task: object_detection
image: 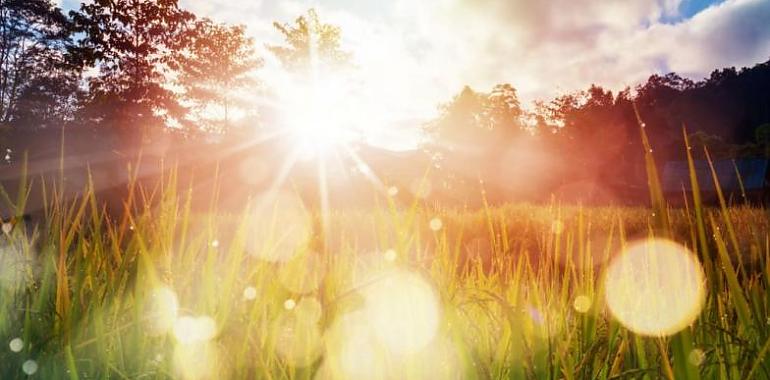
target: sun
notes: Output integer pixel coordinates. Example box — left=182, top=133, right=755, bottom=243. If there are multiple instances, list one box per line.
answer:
left=276, top=72, right=370, bottom=157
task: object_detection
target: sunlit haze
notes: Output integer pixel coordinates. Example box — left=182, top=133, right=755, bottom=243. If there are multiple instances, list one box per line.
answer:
left=171, top=0, right=770, bottom=118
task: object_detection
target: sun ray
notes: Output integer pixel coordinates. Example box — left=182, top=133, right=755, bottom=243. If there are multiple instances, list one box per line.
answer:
left=317, top=154, right=331, bottom=252
left=343, top=145, right=387, bottom=194
left=261, top=146, right=304, bottom=202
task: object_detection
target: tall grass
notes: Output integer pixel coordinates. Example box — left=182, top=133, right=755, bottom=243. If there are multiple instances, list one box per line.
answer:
left=1, top=139, right=770, bottom=379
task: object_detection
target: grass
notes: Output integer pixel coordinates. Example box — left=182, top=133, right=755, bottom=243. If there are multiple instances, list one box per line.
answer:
left=2, top=137, right=770, bottom=379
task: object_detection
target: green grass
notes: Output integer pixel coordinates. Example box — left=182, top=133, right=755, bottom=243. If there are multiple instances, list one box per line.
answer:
left=2, top=146, right=770, bottom=379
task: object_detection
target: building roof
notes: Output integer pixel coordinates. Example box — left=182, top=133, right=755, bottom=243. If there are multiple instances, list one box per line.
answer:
left=661, top=159, right=769, bottom=193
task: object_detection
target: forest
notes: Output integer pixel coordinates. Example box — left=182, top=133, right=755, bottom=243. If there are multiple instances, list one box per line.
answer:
left=3, top=0, right=770, bottom=207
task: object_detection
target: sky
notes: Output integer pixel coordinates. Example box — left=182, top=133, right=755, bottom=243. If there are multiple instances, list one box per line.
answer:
left=60, top=0, right=770, bottom=130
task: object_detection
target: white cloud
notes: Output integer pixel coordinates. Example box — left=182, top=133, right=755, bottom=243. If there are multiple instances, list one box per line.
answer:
left=179, top=0, right=770, bottom=121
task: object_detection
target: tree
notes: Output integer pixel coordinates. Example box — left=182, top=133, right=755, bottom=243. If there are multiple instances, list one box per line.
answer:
left=177, top=19, right=262, bottom=134
left=267, top=8, right=349, bottom=72
left=483, top=84, right=524, bottom=143
left=428, top=84, right=525, bottom=152
left=70, top=0, right=195, bottom=139
left=263, top=8, right=352, bottom=147
left=0, top=0, right=77, bottom=129
left=536, top=85, right=640, bottom=186
left=755, top=123, right=770, bottom=157
left=425, top=84, right=527, bottom=200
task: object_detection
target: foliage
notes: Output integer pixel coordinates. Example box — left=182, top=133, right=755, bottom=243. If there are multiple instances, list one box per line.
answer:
left=1, top=151, right=770, bottom=379
left=428, top=84, right=525, bottom=152
left=70, top=0, right=195, bottom=136
left=176, top=19, right=262, bottom=133
left=0, top=0, right=78, bottom=129
left=267, top=8, right=350, bottom=72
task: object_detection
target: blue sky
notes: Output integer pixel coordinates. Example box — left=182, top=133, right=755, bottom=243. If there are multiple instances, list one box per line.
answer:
left=678, top=0, right=726, bottom=18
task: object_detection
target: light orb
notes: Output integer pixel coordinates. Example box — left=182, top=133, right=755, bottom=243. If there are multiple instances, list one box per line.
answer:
left=551, top=220, right=565, bottom=235
left=9, top=338, right=23, bottom=353
left=323, top=312, right=385, bottom=379
left=689, top=348, right=706, bottom=366
left=573, top=295, right=592, bottom=314
left=361, top=269, right=441, bottom=354
left=246, top=193, right=311, bottom=263
left=146, top=287, right=180, bottom=335
left=604, top=239, right=706, bottom=336
left=383, top=249, right=397, bottom=262
left=429, top=218, right=443, bottom=232
left=22, top=360, right=38, bottom=375
left=173, top=340, right=221, bottom=380
left=173, top=316, right=217, bottom=345
left=243, top=286, right=258, bottom=301
left=273, top=309, right=324, bottom=367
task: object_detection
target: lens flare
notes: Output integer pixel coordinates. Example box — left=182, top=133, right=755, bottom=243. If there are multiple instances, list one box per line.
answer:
left=243, top=286, right=258, bottom=301
left=689, top=348, right=706, bottom=366
left=604, top=239, right=706, bottom=336
left=429, top=218, right=443, bottom=232
left=383, top=249, right=397, bottom=262
left=173, top=341, right=221, bottom=380
left=410, top=179, right=432, bottom=199
left=361, top=269, right=441, bottom=354
left=400, top=336, right=463, bottom=380
left=0, top=241, right=34, bottom=291
left=22, top=360, right=38, bottom=375
left=322, top=311, right=386, bottom=380
left=173, top=316, right=217, bottom=344
left=573, top=295, right=592, bottom=313
left=9, top=337, right=23, bottom=352
left=145, top=287, right=180, bottom=335
left=172, top=315, right=221, bottom=380
left=322, top=307, right=457, bottom=380
left=247, top=193, right=311, bottom=263
left=273, top=301, right=324, bottom=367
left=551, top=220, right=565, bottom=235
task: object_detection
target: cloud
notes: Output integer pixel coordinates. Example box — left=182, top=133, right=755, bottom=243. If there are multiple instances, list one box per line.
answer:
left=179, top=0, right=770, bottom=119
left=642, top=0, right=770, bottom=75
left=382, top=0, right=770, bottom=103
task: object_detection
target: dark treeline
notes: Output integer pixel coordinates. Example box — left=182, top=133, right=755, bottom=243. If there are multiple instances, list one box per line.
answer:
left=426, top=63, right=770, bottom=204
left=2, top=0, right=770, bottom=207
left=1, top=0, right=261, bottom=146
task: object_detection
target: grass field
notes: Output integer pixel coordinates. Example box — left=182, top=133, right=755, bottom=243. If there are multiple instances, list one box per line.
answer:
left=2, top=142, right=770, bottom=380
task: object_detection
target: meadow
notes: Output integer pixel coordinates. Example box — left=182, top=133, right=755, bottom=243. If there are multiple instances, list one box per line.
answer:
left=1, top=146, right=770, bottom=380
left=4, top=1, right=770, bottom=378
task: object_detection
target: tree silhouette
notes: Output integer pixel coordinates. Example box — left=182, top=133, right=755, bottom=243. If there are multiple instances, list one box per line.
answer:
left=70, top=0, right=195, bottom=141
left=0, top=0, right=77, bottom=129
left=177, top=19, right=262, bottom=134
